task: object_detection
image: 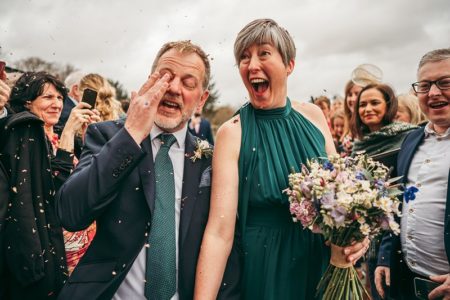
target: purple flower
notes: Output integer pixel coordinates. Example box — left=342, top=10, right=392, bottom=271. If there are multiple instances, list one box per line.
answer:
left=320, top=192, right=335, bottom=209
left=323, top=161, right=334, bottom=171
left=355, top=171, right=365, bottom=180
left=330, top=206, right=347, bottom=226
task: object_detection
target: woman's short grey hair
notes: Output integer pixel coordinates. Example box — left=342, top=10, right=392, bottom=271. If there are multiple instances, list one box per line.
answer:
left=418, top=48, right=450, bottom=72
left=234, top=18, right=296, bottom=66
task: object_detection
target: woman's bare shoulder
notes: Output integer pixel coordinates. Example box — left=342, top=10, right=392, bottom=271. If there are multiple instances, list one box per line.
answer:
left=291, top=100, right=322, bottom=116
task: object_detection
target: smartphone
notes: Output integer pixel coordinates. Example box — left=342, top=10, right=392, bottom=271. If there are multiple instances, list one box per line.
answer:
left=81, top=88, right=98, bottom=109
left=414, top=277, right=440, bottom=300
left=0, top=61, right=6, bottom=80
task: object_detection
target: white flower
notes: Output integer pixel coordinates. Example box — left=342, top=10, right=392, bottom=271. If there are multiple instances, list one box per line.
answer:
left=190, top=139, right=213, bottom=162
left=389, top=219, right=400, bottom=235
left=360, top=223, right=371, bottom=236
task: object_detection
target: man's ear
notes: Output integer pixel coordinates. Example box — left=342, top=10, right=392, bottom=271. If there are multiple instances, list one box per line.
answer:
left=72, top=84, right=81, bottom=101
left=197, top=89, right=210, bottom=111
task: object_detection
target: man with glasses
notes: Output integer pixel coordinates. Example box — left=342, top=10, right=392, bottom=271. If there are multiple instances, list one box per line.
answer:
left=375, top=48, right=450, bottom=300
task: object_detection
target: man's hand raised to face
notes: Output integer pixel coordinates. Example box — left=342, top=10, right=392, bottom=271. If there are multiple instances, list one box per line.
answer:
left=125, top=72, right=170, bottom=145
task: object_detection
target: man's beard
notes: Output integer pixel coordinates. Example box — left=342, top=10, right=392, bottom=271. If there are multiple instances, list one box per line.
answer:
left=155, top=111, right=190, bottom=131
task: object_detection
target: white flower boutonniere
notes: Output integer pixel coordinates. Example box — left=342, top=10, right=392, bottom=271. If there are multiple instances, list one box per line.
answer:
left=190, top=139, right=213, bottom=162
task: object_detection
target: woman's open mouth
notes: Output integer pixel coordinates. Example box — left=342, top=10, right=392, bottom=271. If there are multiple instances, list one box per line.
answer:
left=250, top=78, right=269, bottom=94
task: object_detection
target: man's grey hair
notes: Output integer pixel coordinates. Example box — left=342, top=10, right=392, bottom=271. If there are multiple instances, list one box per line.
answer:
left=418, top=48, right=450, bottom=72
left=64, top=71, right=86, bottom=89
left=151, top=40, right=211, bottom=89
left=234, top=18, right=296, bottom=67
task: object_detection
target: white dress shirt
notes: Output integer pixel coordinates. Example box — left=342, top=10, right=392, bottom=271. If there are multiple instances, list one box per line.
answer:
left=400, top=123, right=450, bottom=276
left=113, top=125, right=187, bottom=300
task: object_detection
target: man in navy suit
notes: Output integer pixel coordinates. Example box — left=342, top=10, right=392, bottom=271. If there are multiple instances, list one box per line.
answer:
left=54, top=71, right=85, bottom=133
left=188, top=110, right=214, bottom=145
left=56, top=40, right=241, bottom=299
left=375, top=48, right=450, bottom=300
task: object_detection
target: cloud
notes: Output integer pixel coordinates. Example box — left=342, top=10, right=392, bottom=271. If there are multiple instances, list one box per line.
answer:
left=1, top=0, right=448, bottom=108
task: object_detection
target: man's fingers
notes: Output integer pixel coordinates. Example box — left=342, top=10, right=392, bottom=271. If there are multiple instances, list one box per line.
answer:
left=137, top=72, right=163, bottom=96
left=428, top=285, right=444, bottom=300
left=130, top=91, right=137, bottom=101
left=430, top=274, right=448, bottom=283
left=374, top=269, right=385, bottom=299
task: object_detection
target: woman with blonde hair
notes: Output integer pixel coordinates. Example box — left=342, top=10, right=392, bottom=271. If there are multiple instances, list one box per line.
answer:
left=395, top=93, right=427, bottom=125
left=79, top=73, right=124, bottom=122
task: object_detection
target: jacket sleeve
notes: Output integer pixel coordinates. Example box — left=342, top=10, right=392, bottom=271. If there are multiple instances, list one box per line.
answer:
left=377, top=232, right=394, bottom=267
left=50, top=149, right=75, bottom=191
left=55, top=123, right=145, bottom=231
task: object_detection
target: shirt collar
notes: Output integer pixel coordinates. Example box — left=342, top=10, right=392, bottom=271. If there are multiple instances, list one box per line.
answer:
left=150, top=123, right=187, bottom=149
left=424, top=122, right=450, bottom=138
left=68, top=96, right=78, bottom=106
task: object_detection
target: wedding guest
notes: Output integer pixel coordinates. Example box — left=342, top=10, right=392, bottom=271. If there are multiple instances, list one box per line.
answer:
left=0, top=71, right=98, bottom=299
left=79, top=73, right=125, bottom=121
left=341, top=66, right=382, bottom=157
left=331, top=109, right=345, bottom=152
left=330, top=97, right=344, bottom=116
left=314, top=95, right=331, bottom=127
left=0, top=73, right=10, bottom=119
left=188, top=108, right=214, bottom=144
left=340, top=80, right=364, bottom=156
left=375, top=48, right=450, bottom=300
left=352, top=83, right=418, bottom=157
left=395, top=93, right=427, bottom=125
left=55, top=71, right=85, bottom=133
left=351, top=83, right=417, bottom=300
left=195, top=18, right=368, bottom=300
left=55, top=40, right=241, bottom=299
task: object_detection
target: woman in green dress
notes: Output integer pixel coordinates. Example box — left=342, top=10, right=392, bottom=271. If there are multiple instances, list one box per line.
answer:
left=195, top=19, right=369, bottom=300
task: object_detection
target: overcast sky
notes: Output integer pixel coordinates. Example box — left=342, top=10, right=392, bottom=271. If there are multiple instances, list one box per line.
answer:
left=1, top=0, right=449, bottom=108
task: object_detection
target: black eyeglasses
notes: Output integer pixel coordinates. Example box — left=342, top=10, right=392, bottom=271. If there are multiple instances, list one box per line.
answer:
left=412, top=76, right=450, bottom=93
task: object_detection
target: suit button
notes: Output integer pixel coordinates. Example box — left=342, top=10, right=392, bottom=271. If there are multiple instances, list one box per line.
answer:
left=112, top=271, right=117, bottom=276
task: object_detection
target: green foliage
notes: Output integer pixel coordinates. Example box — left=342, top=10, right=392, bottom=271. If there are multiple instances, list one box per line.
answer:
left=108, top=79, right=129, bottom=100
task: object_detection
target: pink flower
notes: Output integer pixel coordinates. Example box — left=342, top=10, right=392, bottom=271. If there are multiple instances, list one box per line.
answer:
left=290, top=200, right=317, bottom=227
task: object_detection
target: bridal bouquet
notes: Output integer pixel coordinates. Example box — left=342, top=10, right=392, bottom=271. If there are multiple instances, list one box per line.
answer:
left=284, top=154, right=402, bottom=300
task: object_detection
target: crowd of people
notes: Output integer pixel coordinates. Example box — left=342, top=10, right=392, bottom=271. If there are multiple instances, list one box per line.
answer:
left=0, top=18, right=449, bottom=300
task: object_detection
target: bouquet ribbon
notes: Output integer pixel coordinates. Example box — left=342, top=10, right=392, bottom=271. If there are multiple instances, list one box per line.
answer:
left=330, top=244, right=352, bottom=268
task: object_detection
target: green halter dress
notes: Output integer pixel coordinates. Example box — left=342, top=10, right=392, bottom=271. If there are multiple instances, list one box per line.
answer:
left=237, top=98, right=330, bottom=300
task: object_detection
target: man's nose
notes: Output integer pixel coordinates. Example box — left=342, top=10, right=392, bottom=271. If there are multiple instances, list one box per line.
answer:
left=428, top=82, right=442, bottom=97
left=168, top=77, right=181, bottom=95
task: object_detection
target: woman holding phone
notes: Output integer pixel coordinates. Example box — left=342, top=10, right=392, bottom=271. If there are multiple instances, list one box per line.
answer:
left=0, top=71, right=99, bottom=299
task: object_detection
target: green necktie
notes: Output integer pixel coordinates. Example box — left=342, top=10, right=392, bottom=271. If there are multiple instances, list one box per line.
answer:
left=145, top=133, right=177, bottom=300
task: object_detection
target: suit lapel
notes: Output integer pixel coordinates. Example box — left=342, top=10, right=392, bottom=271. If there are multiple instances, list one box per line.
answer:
left=398, top=128, right=425, bottom=182
left=139, top=137, right=156, bottom=214
left=180, top=133, right=203, bottom=249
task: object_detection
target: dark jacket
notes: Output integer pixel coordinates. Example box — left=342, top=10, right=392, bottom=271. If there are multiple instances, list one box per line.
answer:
left=377, top=127, right=450, bottom=298
left=0, top=111, right=72, bottom=299
left=55, top=120, right=241, bottom=300
left=188, top=117, right=214, bottom=145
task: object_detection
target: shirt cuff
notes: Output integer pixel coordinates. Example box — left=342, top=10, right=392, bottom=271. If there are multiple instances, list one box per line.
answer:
left=0, top=108, right=7, bottom=119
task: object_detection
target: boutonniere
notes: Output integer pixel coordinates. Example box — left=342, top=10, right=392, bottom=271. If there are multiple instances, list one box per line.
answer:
left=404, top=185, right=419, bottom=203
left=189, top=139, right=213, bottom=162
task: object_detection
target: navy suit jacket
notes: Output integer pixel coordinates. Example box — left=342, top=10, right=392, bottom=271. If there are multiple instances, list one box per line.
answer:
left=56, top=120, right=241, bottom=300
left=188, top=118, right=214, bottom=145
left=55, top=96, right=76, bottom=134
left=378, top=127, right=450, bottom=294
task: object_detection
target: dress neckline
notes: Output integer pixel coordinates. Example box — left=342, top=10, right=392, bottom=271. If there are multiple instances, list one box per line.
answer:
left=253, top=98, right=292, bottom=119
